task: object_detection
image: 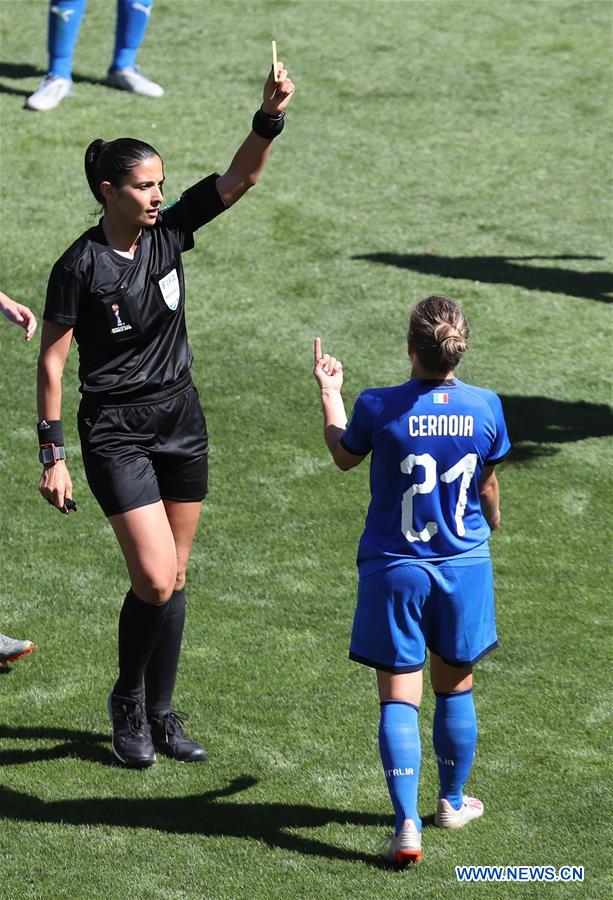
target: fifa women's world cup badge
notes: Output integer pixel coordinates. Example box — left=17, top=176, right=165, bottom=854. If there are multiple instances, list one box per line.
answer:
left=110, top=303, right=132, bottom=334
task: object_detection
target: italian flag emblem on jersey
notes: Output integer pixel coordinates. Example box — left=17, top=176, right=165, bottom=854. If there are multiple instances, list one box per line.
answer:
left=433, top=392, right=449, bottom=404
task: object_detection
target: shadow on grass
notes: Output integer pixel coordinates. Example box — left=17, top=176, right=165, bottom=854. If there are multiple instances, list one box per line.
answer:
left=0, top=724, right=112, bottom=767
left=353, top=253, right=613, bottom=303
left=501, top=395, right=613, bottom=462
left=0, top=61, right=106, bottom=99
left=0, top=775, right=394, bottom=867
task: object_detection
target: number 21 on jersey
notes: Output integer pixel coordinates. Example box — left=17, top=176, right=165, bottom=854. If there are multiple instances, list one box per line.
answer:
left=400, top=452, right=478, bottom=542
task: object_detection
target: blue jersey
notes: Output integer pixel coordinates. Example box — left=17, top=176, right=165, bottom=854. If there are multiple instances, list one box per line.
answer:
left=340, top=378, right=510, bottom=572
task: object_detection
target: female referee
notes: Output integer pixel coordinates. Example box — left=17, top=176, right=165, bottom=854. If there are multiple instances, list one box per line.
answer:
left=313, top=295, right=510, bottom=865
left=37, top=61, right=294, bottom=768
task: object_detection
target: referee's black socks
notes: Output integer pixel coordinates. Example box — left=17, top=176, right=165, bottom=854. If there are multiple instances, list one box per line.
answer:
left=145, top=588, right=186, bottom=718
left=114, top=587, right=170, bottom=700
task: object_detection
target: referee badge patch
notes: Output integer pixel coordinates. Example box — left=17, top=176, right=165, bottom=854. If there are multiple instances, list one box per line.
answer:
left=158, top=268, right=180, bottom=311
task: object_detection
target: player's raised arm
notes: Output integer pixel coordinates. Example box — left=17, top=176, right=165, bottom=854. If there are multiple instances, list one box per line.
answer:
left=313, top=337, right=365, bottom=471
left=0, top=290, right=38, bottom=341
left=215, top=60, right=295, bottom=208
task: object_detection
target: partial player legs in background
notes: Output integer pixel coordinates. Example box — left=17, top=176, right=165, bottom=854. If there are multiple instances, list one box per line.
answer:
left=26, top=0, right=163, bottom=110
left=376, top=670, right=423, bottom=865
left=106, top=0, right=163, bottom=97
left=47, top=0, right=88, bottom=79
left=0, top=633, right=35, bottom=665
left=25, top=0, right=87, bottom=110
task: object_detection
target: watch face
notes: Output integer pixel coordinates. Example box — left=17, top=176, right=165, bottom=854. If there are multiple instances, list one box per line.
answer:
left=40, top=445, right=64, bottom=464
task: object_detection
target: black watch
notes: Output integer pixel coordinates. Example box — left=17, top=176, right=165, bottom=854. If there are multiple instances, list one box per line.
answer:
left=39, top=443, right=66, bottom=466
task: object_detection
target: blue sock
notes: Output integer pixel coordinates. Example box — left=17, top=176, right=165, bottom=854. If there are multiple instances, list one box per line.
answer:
left=111, top=0, right=154, bottom=72
left=378, top=701, right=422, bottom=834
left=433, top=689, right=478, bottom=810
left=48, top=0, right=88, bottom=79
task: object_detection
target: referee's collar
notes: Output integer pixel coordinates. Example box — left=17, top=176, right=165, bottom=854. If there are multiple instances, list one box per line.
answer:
left=95, top=220, right=145, bottom=249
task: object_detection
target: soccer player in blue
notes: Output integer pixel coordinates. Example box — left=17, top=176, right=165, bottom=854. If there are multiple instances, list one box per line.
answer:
left=313, top=294, right=510, bottom=865
left=27, top=0, right=163, bottom=112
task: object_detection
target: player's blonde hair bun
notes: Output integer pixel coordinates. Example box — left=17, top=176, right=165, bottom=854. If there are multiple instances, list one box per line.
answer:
left=409, top=295, right=470, bottom=373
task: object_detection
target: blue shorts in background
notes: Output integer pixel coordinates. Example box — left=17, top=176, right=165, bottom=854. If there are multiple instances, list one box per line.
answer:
left=349, top=558, right=498, bottom=673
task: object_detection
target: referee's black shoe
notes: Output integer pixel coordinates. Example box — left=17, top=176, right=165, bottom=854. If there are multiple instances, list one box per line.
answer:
left=108, top=693, right=156, bottom=768
left=149, top=711, right=208, bottom=762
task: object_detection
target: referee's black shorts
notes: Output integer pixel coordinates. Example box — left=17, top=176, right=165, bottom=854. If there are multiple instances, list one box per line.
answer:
left=78, top=376, right=208, bottom=517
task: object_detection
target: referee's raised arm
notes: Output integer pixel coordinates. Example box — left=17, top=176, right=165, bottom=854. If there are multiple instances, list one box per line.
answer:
left=215, top=61, right=295, bottom=208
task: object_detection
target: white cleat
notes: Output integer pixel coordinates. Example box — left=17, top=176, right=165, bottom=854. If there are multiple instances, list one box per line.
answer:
left=379, top=818, right=422, bottom=865
left=106, top=66, right=164, bottom=97
left=0, top=633, right=35, bottom=664
left=435, top=795, right=484, bottom=829
left=25, top=75, right=72, bottom=111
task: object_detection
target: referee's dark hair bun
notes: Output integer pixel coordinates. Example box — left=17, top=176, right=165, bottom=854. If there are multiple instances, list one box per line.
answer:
left=408, top=295, right=470, bottom=374
left=84, top=137, right=162, bottom=206
left=84, top=139, right=108, bottom=204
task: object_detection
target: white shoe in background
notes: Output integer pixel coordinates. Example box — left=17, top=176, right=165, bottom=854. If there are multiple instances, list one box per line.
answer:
left=26, top=75, right=72, bottom=111
left=106, top=66, right=164, bottom=97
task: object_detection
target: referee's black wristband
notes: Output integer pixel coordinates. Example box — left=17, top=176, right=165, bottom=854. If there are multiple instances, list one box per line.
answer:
left=37, top=419, right=64, bottom=447
left=252, top=107, right=285, bottom=140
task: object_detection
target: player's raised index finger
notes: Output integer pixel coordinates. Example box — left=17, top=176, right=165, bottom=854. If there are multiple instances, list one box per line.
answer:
left=314, top=336, right=322, bottom=364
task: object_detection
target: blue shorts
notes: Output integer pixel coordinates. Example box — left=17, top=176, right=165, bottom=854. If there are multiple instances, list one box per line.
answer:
left=349, top=559, right=498, bottom=673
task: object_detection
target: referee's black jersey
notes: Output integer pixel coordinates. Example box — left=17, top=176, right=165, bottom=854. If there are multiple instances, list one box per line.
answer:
left=44, top=173, right=226, bottom=401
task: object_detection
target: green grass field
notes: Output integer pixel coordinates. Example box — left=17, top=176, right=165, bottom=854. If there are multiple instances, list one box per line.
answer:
left=1, top=0, right=612, bottom=897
